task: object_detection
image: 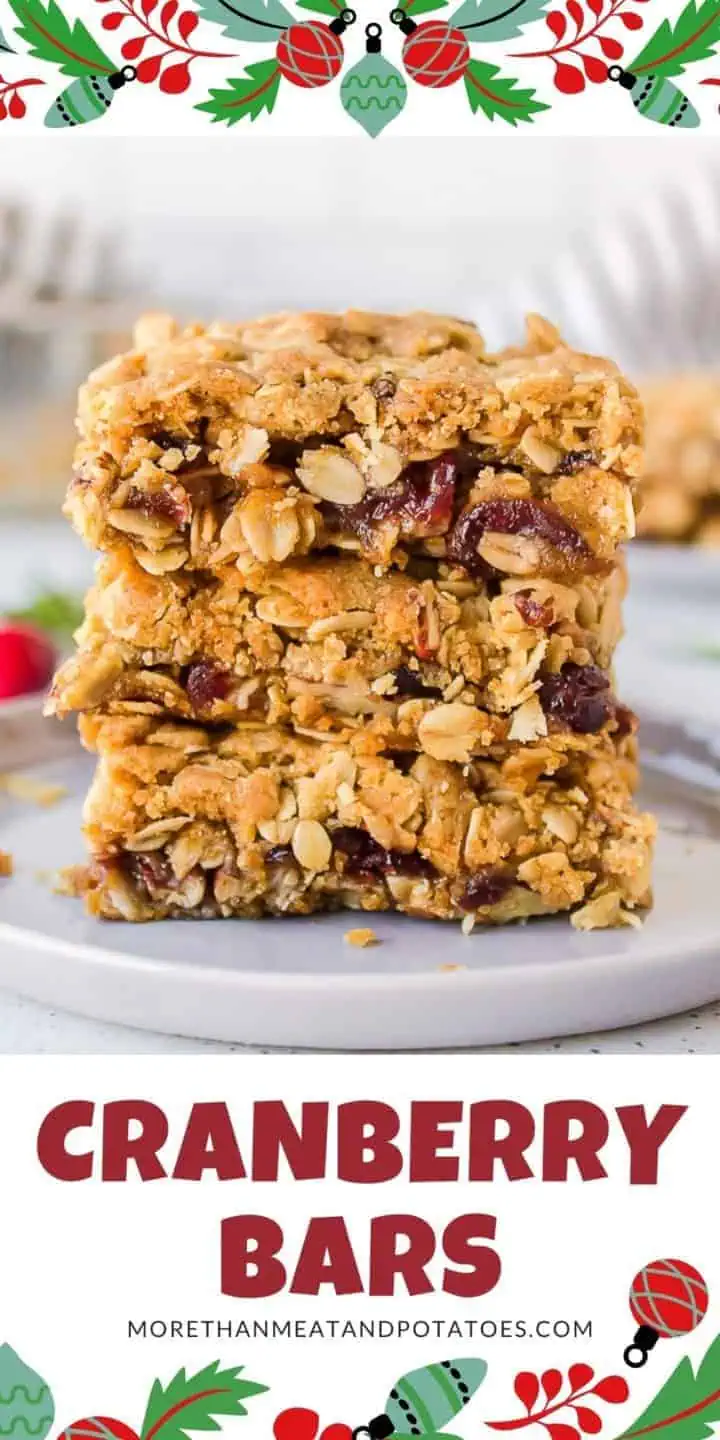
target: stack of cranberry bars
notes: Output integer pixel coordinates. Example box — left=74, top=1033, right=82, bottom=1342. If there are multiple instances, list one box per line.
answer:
left=50, top=309, right=656, bottom=929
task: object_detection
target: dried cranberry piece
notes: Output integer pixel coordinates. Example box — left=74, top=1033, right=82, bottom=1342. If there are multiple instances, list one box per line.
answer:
left=332, top=826, right=435, bottom=879
left=447, top=498, right=591, bottom=577
left=266, top=844, right=295, bottom=865
left=186, top=661, right=232, bottom=713
left=371, top=375, right=397, bottom=402
left=125, top=485, right=188, bottom=527
left=514, top=590, right=554, bottom=628
left=613, top=703, right=636, bottom=738
left=539, top=662, right=613, bottom=733
left=323, top=453, right=457, bottom=546
left=459, top=869, right=512, bottom=911
left=556, top=449, right=596, bottom=475
left=393, top=665, right=442, bottom=699
left=124, top=851, right=175, bottom=897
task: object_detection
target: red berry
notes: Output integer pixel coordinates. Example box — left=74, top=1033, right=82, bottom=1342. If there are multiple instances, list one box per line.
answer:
left=0, top=623, right=55, bottom=700
left=274, top=1412, right=319, bottom=1440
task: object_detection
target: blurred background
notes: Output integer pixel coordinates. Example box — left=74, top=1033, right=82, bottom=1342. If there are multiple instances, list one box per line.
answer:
left=0, top=133, right=719, bottom=721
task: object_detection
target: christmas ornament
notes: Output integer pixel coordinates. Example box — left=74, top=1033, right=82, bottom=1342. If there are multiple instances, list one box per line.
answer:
left=59, top=1420, right=140, bottom=1440
left=7, top=0, right=137, bottom=125
left=341, top=23, right=406, bottom=135
left=45, top=64, right=137, bottom=126
left=624, top=1259, right=709, bottom=1368
left=0, top=1345, right=54, bottom=1440
left=352, top=1357, right=487, bottom=1439
left=607, top=66, right=699, bottom=128
left=276, top=9, right=355, bottom=88
left=390, top=9, right=470, bottom=87
left=607, top=0, right=720, bottom=129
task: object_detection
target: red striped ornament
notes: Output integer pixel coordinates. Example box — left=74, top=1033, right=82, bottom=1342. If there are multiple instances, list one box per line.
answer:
left=276, top=10, right=355, bottom=88
left=625, top=1258, right=709, bottom=1368
left=58, top=1420, right=139, bottom=1440
left=391, top=9, right=470, bottom=88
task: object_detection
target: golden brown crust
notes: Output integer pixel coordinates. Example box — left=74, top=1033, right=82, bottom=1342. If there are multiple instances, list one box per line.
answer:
left=66, top=310, right=642, bottom=574
left=73, top=715, right=655, bottom=929
left=48, top=548, right=627, bottom=751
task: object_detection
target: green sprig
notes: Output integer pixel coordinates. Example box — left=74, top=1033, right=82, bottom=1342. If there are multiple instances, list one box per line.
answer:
left=464, top=58, right=549, bottom=122
left=196, top=59, right=281, bottom=123
left=140, top=1362, right=268, bottom=1440
left=7, top=0, right=113, bottom=74
left=630, top=0, right=720, bottom=78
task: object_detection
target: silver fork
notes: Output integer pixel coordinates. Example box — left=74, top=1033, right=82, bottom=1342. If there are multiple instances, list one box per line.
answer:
left=473, top=165, right=720, bottom=376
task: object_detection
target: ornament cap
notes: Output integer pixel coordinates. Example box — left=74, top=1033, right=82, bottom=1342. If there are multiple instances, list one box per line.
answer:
left=390, top=6, right=416, bottom=33
left=608, top=64, right=636, bottom=91
left=624, top=1325, right=659, bottom=1369
left=365, top=21, right=382, bottom=50
left=330, top=6, right=356, bottom=33
left=108, top=64, right=137, bottom=89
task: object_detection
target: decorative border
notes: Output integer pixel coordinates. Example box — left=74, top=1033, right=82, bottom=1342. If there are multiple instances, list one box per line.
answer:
left=0, top=0, right=719, bottom=131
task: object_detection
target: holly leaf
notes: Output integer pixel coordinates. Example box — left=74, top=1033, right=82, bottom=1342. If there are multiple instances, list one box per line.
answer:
left=196, top=58, right=281, bottom=122
left=617, top=1333, right=720, bottom=1440
left=0, top=24, right=14, bottom=49
left=7, top=0, right=113, bottom=74
left=139, top=1361, right=268, bottom=1440
left=464, top=58, right=549, bottom=122
left=192, top=0, right=292, bottom=41
left=403, top=0, right=450, bottom=13
left=295, top=0, right=342, bottom=13
left=630, top=0, right=720, bottom=78
left=451, top=0, right=550, bottom=40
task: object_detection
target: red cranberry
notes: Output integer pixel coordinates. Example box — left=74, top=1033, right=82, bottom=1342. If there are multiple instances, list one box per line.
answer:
left=393, top=665, right=442, bottom=699
left=447, top=498, right=591, bottom=577
left=513, top=590, right=554, bottom=628
left=323, top=453, right=457, bottom=546
left=125, top=485, right=189, bottom=527
left=459, top=869, right=512, bottom=911
left=332, top=827, right=435, bottom=879
left=186, top=661, right=232, bottom=712
left=539, top=663, right=613, bottom=733
left=556, top=449, right=596, bottom=475
left=126, top=852, right=175, bottom=897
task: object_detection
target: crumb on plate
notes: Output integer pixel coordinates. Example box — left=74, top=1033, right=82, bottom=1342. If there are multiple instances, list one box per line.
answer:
left=344, top=927, right=379, bottom=948
left=0, top=772, right=67, bottom=807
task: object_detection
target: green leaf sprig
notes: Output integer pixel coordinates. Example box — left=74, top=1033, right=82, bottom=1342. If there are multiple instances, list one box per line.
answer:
left=139, top=1362, right=268, bottom=1440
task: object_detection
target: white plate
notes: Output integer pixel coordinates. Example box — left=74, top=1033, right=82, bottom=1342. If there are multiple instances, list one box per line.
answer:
left=1, top=706, right=720, bottom=1051
left=627, top=542, right=720, bottom=599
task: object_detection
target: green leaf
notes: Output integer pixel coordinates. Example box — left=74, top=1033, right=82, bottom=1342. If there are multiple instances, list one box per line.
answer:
left=7, top=0, right=113, bottom=74
left=403, top=0, right=449, bottom=13
left=696, top=644, right=720, bottom=660
left=139, top=1361, right=268, bottom=1440
left=451, top=0, right=550, bottom=41
left=295, top=0, right=343, bottom=14
left=618, top=1332, right=720, bottom=1440
left=9, top=589, right=83, bottom=639
left=192, top=0, right=292, bottom=41
left=464, top=57, right=549, bottom=123
left=630, top=0, right=720, bottom=78
left=0, top=24, right=14, bottom=49
left=196, top=58, right=280, bottom=122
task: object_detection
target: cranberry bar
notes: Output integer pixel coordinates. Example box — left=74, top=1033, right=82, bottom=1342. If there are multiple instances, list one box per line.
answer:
left=70, top=713, right=655, bottom=930
left=48, top=547, right=629, bottom=751
left=638, top=374, right=720, bottom=544
left=65, top=310, right=642, bottom=580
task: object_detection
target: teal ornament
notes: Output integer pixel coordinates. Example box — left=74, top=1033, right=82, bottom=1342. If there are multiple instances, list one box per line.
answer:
left=0, top=1345, right=54, bottom=1440
left=357, top=1357, right=488, bottom=1438
left=341, top=24, right=406, bottom=136
left=608, top=65, right=700, bottom=128
left=45, top=66, right=136, bottom=128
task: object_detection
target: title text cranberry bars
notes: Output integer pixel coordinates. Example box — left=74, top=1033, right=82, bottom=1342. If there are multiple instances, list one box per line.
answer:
left=50, top=310, right=655, bottom=929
